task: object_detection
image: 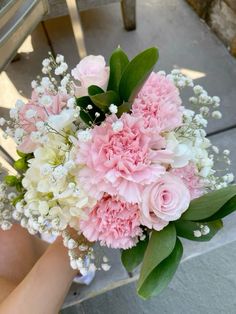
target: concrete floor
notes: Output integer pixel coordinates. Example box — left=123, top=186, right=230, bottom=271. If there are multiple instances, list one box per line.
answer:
left=1, top=0, right=236, bottom=313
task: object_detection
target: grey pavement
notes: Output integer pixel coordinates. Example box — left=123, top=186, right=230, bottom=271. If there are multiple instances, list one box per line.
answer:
left=1, top=0, right=236, bottom=313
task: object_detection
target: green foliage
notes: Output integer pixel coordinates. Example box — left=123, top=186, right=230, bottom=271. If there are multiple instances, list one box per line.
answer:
left=121, top=236, right=149, bottom=272
left=175, top=219, right=223, bottom=241
left=76, top=47, right=159, bottom=125
left=137, top=224, right=176, bottom=298
left=16, top=150, right=28, bottom=158
left=119, top=47, right=159, bottom=102
left=181, top=185, right=236, bottom=221
left=137, top=238, right=183, bottom=300
left=117, top=102, right=132, bottom=117
left=88, top=85, right=104, bottom=96
left=13, top=158, right=28, bottom=172
left=204, top=195, right=236, bottom=221
left=12, top=194, right=24, bottom=206
left=76, top=96, right=105, bottom=126
left=4, top=175, right=18, bottom=187
left=107, top=47, right=129, bottom=93
left=90, top=90, right=121, bottom=113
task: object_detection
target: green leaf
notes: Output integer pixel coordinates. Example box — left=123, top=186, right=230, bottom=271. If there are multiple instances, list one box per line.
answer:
left=204, top=195, right=236, bottom=221
left=175, top=219, right=223, bottom=242
left=76, top=96, right=94, bottom=125
left=12, top=194, right=24, bottom=206
left=16, top=150, right=28, bottom=158
left=90, top=90, right=121, bottom=112
left=137, top=238, right=183, bottom=300
left=121, top=236, right=149, bottom=272
left=107, top=47, right=129, bottom=93
left=117, top=102, right=132, bottom=117
left=4, top=175, right=18, bottom=186
left=137, top=224, right=176, bottom=293
left=76, top=96, right=105, bottom=125
left=181, top=185, right=236, bottom=221
left=88, top=85, right=104, bottom=96
left=119, top=47, right=159, bottom=102
left=13, top=158, right=28, bottom=172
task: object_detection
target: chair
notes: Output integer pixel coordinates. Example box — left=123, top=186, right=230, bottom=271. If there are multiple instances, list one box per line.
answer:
left=0, top=0, right=49, bottom=71
left=46, top=0, right=136, bottom=58
left=0, top=0, right=49, bottom=168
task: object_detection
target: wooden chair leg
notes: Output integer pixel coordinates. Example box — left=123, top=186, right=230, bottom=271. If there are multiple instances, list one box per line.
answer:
left=120, top=0, right=136, bottom=31
left=65, top=0, right=87, bottom=59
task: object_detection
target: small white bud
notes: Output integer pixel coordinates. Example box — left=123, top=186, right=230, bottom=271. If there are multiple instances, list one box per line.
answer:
left=103, top=256, right=109, bottom=263
left=42, top=58, right=50, bottom=67
left=0, top=118, right=6, bottom=126
left=56, top=54, right=64, bottom=63
left=70, top=259, right=78, bottom=270
left=101, top=263, right=111, bottom=271
left=212, top=96, right=220, bottom=103
left=201, top=225, right=210, bottom=235
left=67, top=98, right=75, bottom=108
left=25, top=109, right=37, bottom=119
left=212, top=146, right=219, bottom=154
left=67, top=239, right=78, bottom=249
left=223, top=149, right=230, bottom=156
left=112, top=120, right=124, bottom=132
left=31, top=80, right=38, bottom=89
left=212, top=111, right=222, bottom=119
left=109, top=104, right=118, bottom=114
left=77, top=129, right=92, bottom=142
left=193, top=230, right=202, bottom=238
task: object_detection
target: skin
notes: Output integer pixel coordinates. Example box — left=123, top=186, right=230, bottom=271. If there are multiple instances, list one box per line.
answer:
left=0, top=224, right=77, bottom=314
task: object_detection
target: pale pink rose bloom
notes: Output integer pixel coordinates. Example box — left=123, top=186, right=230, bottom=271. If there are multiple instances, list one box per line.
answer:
left=72, top=55, right=109, bottom=97
left=80, top=194, right=142, bottom=249
left=76, top=114, right=173, bottom=203
left=132, top=72, right=183, bottom=132
left=170, top=163, right=204, bottom=200
left=18, top=91, right=68, bottom=153
left=140, top=173, right=191, bottom=231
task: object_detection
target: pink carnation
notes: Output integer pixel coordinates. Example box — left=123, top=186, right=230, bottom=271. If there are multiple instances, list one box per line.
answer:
left=18, top=91, right=68, bottom=153
left=132, top=72, right=183, bottom=132
left=140, top=173, right=191, bottom=231
left=80, top=194, right=142, bottom=249
left=76, top=114, right=173, bottom=203
left=170, top=163, right=204, bottom=200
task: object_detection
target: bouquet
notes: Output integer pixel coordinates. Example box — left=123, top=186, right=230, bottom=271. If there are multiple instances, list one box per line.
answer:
left=1, top=47, right=236, bottom=299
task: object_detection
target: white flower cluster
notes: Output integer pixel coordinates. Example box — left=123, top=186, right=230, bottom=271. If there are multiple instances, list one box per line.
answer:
left=164, top=75, right=233, bottom=191
left=0, top=167, right=14, bottom=230
left=166, top=69, right=194, bottom=88
left=189, top=85, right=222, bottom=120
left=32, top=53, right=75, bottom=97
left=13, top=133, right=96, bottom=235
left=62, top=230, right=97, bottom=275
left=1, top=100, right=25, bottom=142
left=193, top=224, right=210, bottom=238
left=42, top=53, right=68, bottom=76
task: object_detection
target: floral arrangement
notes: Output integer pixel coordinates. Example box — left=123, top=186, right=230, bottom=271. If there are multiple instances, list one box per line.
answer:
left=1, top=47, right=236, bottom=299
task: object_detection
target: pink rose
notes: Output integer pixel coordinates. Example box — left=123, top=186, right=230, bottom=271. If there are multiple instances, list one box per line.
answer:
left=80, top=194, right=142, bottom=249
left=76, top=114, right=173, bottom=203
left=132, top=72, right=183, bottom=132
left=72, top=55, right=109, bottom=97
left=140, top=173, right=191, bottom=231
